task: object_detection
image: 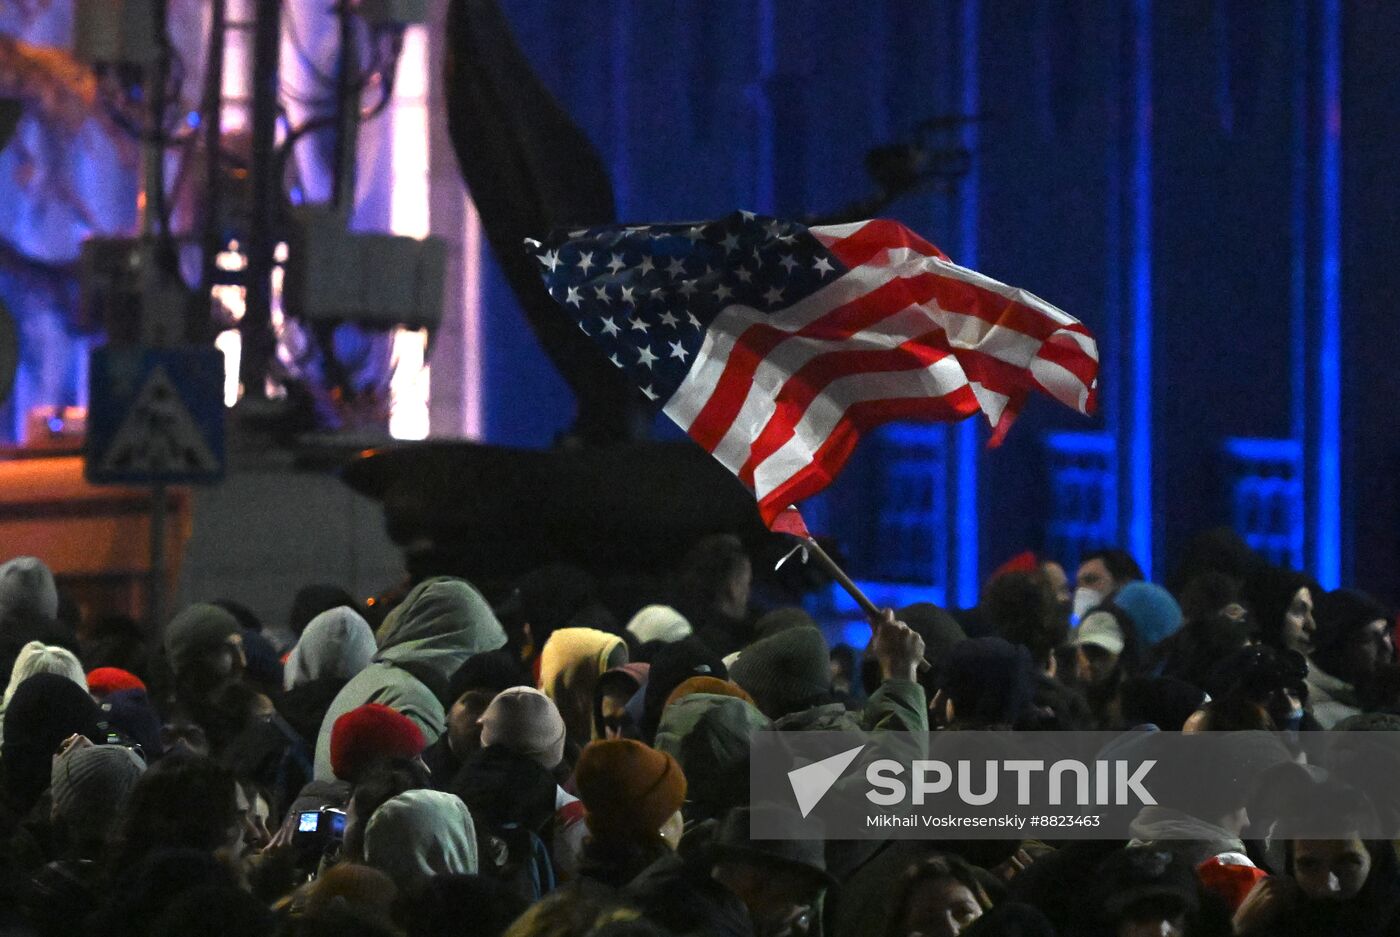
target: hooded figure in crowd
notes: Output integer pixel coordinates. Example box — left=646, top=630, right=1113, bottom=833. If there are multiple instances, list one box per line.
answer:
left=593, top=662, right=648, bottom=740
left=537, top=627, right=628, bottom=754
left=363, top=788, right=479, bottom=896
left=1242, top=566, right=1364, bottom=728
left=314, top=577, right=507, bottom=779
left=281, top=607, right=377, bottom=749
left=285, top=607, right=377, bottom=692
left=638, top=637, right=728, bottom=744
left=653, top=682, right=768, bottom=822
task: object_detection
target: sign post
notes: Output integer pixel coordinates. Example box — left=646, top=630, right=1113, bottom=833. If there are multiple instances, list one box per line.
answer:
left=85, top=345, right=225, bottom=629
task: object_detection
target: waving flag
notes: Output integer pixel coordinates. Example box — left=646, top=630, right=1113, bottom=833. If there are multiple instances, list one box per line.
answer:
left=528, top=212, right=1098, bottom=527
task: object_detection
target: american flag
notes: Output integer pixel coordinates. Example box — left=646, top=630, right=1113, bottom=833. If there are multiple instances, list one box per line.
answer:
left=528, top=211, right=1099, bottom=526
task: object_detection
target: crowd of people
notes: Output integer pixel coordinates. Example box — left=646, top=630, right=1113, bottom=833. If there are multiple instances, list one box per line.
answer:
left=0, top=526, right=1397, bottom=937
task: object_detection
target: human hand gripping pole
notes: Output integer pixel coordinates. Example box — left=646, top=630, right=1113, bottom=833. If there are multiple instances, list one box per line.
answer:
left=771, top=508, right=930, bottom=675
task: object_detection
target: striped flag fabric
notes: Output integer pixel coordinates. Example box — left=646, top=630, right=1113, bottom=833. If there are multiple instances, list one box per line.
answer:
left=528, top=211, right=1099, bottom=527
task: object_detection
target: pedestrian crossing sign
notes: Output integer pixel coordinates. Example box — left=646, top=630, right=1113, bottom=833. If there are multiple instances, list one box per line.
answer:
left=85, top=346, right=225, bottom=485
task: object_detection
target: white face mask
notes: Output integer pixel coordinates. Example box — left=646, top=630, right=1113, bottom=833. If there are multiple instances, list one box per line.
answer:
left=1072, top=586, right=1104, bottom=625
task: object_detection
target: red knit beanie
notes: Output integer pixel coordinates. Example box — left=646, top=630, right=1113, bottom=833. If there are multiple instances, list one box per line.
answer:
left=574, top=739, right=686, bottom=844
left=990, top=550, right=1040, bottom=581
left=86, top=667, right=147, bottom=696
left=330, top=703, right=426, bottom=781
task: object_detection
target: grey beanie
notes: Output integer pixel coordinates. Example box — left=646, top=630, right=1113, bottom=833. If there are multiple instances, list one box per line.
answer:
left=729, top=627, right=831, bottom=718
left=478, top=686, right=567, bottom=770
left=0, top=557, right=59, bottom=622
left=51, top=744, right=146, bottom=830
left=163, top=603, right=241, bottom=673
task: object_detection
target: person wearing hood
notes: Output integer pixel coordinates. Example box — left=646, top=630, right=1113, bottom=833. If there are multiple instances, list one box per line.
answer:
left=1311, top=589, right=1394, bottom=718
left=281, top=607, right=377, bottom=749
left=1241, top=566, right=1362, bottom=728
left=363, top=787, right=479, bottom=896
left=653, top=685, right=768, bottom=821
left=314, top=577, right=506, bottom=780
left=594, top=662, right=649, bottom=740
left=537, top=627, right=628, bottom=754
left=574, top=738, right=687, bottom=890
left=284, top=583, right=359, bottom=655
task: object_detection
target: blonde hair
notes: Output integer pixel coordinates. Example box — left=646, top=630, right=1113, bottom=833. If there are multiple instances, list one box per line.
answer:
left=3, top=641, right=87, bottom=708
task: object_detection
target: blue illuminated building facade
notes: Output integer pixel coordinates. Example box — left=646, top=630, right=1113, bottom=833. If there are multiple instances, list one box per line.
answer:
left=3, top=1, right=1393, bottom=603
left=467, top=0, right=1398, bottom=604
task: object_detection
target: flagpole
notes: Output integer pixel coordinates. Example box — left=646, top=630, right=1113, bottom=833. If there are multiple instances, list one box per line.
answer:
left=797, top=536, right=931, bottom=673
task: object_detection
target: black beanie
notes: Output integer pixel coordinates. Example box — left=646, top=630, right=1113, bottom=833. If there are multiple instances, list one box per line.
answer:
left=2, top=672, right=102, bottom=809
left=938, top=637, right=1036, bottom=727
left=730, top=627, right=831, bottom=719
left=640, top=636, right=727, bottom=741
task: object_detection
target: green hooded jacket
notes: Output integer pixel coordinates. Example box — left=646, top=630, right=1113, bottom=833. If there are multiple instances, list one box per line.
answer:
left=313, top=577, right=506, bottom=779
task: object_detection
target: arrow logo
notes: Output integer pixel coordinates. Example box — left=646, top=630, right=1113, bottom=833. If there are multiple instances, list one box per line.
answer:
left=787, top=744, right=864, bottom=818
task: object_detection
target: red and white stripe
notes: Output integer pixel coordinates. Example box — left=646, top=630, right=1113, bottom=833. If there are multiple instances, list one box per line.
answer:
left=662, top=218, right=1100, bottom=527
